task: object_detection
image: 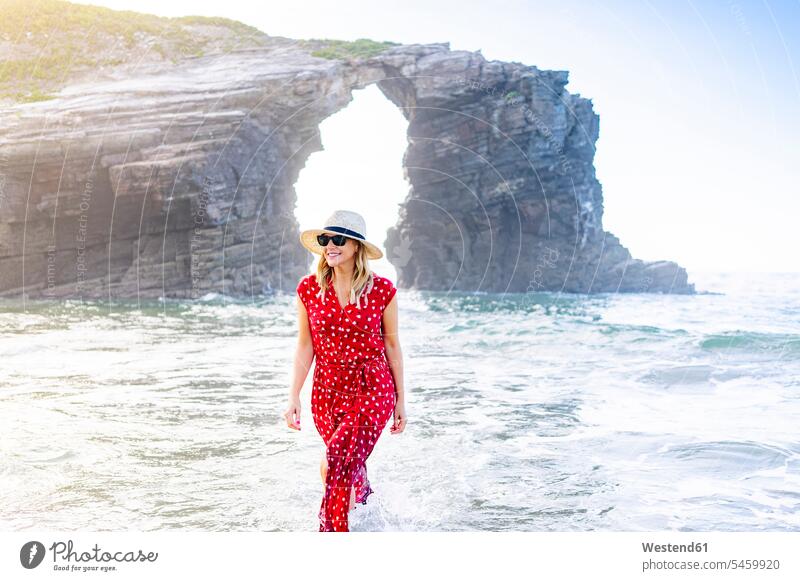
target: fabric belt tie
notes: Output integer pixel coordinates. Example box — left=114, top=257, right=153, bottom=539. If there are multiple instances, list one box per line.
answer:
left=317, top=354, right=387, bottom=394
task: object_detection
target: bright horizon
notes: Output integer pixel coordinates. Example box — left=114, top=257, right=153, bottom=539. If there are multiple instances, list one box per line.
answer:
left=72, top=0, right=800, bottom=274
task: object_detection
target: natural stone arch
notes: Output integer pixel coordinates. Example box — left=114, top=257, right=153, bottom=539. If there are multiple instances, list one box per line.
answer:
left=0, top=39, right=693, bottom=301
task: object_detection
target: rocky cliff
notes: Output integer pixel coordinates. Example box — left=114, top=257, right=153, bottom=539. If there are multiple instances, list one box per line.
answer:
left=0, top=26, right=695, bottom=300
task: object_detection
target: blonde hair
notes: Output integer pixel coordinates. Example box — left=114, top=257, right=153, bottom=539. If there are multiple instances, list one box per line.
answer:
left=314, top=239, right=375, bottom=309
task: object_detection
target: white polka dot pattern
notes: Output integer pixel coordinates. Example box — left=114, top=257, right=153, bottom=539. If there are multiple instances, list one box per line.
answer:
left=296, top=271, right=398, bottom=532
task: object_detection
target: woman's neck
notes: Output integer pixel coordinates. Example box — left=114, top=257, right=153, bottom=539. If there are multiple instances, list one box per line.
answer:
left=332, top=264, right=354, bottom=285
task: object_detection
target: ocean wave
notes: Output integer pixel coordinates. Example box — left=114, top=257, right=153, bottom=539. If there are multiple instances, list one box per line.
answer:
left=699, top=331, right=800, bottom=355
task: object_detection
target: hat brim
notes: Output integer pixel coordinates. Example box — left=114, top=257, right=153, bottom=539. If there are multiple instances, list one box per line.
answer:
left=299, top=228, right=383, bottom=260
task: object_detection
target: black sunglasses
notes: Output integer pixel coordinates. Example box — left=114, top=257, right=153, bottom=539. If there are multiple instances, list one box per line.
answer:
left=317, top=233, right=350, bottom=247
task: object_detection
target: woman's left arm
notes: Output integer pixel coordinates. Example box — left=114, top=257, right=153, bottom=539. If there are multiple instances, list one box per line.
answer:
left=382, top=294, right=406, bottom=434
left=382, top=294, right=404, bottom=402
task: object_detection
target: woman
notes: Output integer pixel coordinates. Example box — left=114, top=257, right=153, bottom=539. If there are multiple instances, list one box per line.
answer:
left=283, top=210, right=407, bottom=532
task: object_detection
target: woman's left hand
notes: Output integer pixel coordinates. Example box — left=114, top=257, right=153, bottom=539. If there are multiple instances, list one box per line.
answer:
left=390, top=398, right=407, bottom=434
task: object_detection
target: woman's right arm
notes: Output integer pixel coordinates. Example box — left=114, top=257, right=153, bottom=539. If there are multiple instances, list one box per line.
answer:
left=284, top=295, right=314, bottom=430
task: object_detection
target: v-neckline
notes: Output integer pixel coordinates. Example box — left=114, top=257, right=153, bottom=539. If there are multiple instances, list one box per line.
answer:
left=323, top=272, right=373, bottom=312
left=326, top=280, right=350, bottom=312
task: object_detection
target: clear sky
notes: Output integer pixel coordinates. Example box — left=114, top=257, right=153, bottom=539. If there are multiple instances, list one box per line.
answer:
left=74, top=0, right=800, bottom=274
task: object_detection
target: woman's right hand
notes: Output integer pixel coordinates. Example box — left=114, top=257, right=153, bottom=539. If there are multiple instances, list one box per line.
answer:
left=283, top=397, right=301, bottom=430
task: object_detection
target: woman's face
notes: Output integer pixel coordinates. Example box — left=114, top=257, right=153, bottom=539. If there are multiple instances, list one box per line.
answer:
left=324, top=236, right=358, bottom=267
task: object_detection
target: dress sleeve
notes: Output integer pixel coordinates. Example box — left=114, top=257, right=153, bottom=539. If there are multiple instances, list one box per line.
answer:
left=383, top=278, right=397, bottom=309
left=296, top=276, right=308, bottom=310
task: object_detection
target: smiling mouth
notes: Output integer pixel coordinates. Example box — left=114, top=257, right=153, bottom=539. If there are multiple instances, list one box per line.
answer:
left=327, top=252, right=341, bottom=257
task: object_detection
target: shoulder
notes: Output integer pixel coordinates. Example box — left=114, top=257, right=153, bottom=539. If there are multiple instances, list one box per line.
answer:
left=296, top=273, right=319, bottom=293
left=370, top=273, right=395, bottom=290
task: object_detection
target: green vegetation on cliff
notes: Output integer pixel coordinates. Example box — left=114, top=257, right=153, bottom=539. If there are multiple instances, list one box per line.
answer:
left=305, top=38, right=400, bottom=60
left=0, top=0, right=269, bottom=103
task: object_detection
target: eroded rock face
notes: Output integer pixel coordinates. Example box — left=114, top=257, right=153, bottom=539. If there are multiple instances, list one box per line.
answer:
left=0, top=39, right=694, bottom=300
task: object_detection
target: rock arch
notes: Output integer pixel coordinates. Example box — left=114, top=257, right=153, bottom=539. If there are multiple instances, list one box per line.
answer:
left=0, top=39, right=693, bottom=300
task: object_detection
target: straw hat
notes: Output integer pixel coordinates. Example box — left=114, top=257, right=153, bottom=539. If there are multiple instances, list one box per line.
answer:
left=299, top=210, right=383, bottom=260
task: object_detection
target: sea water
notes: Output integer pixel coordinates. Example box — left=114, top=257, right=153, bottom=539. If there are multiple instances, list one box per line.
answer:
left=1, top=271, right=798, bottom=531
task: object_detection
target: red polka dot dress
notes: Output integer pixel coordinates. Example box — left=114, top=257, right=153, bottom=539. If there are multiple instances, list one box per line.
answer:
left=296, top=271, right=398, bottom=532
